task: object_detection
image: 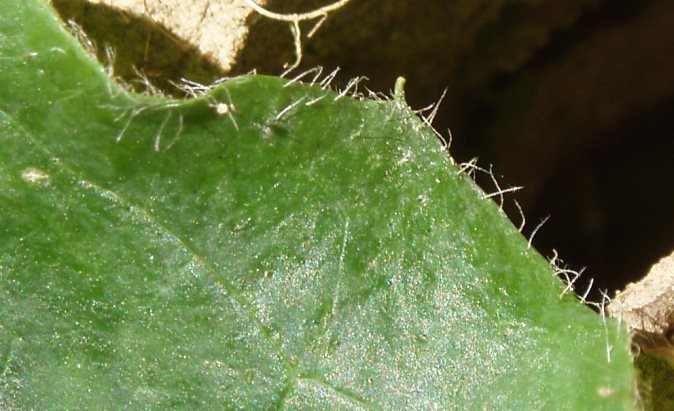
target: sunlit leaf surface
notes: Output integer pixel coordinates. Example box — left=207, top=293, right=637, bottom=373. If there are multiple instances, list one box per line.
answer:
left=0, top=1, right=635, bottom=409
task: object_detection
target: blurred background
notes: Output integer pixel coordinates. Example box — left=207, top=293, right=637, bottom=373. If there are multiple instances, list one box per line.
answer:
left=55, top=0, right=674, bottom=301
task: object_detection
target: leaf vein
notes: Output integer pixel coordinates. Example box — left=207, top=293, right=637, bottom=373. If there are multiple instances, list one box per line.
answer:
left=0, top=107, right=296, bottom=385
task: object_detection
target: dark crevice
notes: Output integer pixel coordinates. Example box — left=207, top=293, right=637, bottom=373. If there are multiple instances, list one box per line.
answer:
left=516, top=0, right=655, bottom=71
left=529, top=97, right=674, bottom=299
left=452, top=0, right=674, bottom=300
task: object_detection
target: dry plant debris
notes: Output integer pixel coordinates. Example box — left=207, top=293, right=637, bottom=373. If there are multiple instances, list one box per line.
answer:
left=608, top=251, right=674, bottom=358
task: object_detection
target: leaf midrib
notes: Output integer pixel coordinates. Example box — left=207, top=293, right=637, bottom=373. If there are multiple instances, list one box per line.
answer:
left=1, top=106, right=314, bottom=401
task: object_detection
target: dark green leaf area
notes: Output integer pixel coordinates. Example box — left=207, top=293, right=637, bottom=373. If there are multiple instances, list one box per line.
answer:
left=0, top=0, right=635, bottom=409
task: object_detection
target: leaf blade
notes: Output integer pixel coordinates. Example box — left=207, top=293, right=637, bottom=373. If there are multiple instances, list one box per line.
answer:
left=0, top=1, right=636, bottom=409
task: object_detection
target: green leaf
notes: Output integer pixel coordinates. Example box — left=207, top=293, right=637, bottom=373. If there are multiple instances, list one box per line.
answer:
left=1, top=1, right=636, bottom=409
